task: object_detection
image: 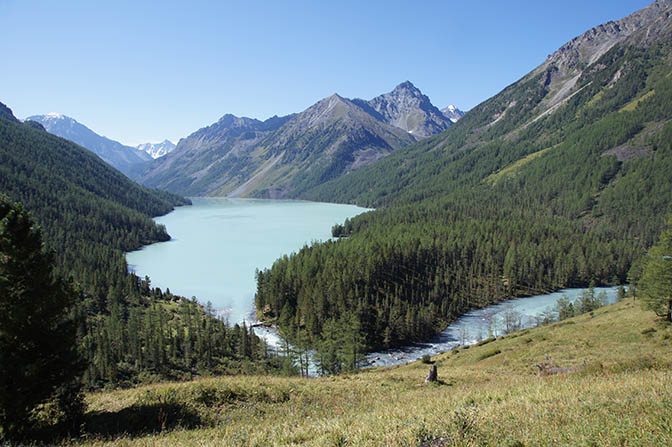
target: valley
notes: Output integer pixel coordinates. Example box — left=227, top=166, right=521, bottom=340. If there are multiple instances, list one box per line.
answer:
left=1, top=0, right=671, bottom=444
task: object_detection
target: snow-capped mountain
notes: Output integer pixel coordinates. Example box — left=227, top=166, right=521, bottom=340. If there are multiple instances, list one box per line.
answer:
left=137, top=139, right=176, bottom=159
left=440, top=105, right=465, bottom=123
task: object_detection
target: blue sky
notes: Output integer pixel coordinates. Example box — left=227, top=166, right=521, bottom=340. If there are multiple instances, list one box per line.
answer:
left=0, top=0, right=652, bottom=145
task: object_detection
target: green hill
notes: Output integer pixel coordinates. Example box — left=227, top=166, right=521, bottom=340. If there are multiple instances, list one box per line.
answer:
left=70, top=299, right=672, bottom=446
left=254, top=1, right=672, bottom=352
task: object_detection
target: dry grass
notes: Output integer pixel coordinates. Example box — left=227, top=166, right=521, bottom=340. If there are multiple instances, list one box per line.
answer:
left=71, top=299, right=672, bottom=446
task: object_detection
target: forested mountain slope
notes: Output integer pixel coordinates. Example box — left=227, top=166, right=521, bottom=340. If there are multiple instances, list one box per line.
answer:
left=28, top=113, right=152, bottom=177
left=304, top=0, right=672, bottom=207
left=1, top=105, right=186, bottom=288
left=0, top=105, right=279, bottom=388
left=255, top=0, right=672, bottom=352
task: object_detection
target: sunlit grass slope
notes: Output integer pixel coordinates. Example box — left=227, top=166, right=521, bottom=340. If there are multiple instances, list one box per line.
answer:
left=75, top=299, right=672, bottom=446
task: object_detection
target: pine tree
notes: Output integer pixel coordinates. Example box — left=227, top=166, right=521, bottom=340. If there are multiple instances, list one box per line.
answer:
left=0, top=197, right=83, bottom=441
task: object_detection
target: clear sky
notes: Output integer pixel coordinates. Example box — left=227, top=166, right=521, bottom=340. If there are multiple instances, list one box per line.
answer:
left=0, top=0, right=652, bottom=146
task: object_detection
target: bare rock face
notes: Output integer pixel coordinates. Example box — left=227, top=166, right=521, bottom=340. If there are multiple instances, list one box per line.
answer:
left=138, top=113, right=293, bottom=195
left=545, top=0, right=672, bottom=73
left=533, top=0, right=672, bottom=109
left=137, top=83, right=460, bottom=197
left=364, top=81, right=453, bottom=139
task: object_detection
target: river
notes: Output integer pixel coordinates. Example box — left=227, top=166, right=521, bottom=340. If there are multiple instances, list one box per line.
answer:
left=365, top=286, right=621, bottom=368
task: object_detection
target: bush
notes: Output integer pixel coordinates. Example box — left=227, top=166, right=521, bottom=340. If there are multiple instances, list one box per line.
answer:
left=478, top=349, right=502, bottom=361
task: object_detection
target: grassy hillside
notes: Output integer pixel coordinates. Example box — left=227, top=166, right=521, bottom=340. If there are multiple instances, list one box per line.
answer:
left=69, top=299, right=671, bottom=446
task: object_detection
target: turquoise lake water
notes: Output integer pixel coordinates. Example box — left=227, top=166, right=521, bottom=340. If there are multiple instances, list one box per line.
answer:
left=126, top=198, right=368, bottom=323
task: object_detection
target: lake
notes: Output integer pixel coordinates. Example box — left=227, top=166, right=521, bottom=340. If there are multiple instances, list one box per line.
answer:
left=126, top=198, right=368, bottom=323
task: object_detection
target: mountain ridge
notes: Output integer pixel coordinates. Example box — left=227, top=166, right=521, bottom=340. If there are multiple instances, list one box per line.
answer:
left=27, top=113, right=152, bottom=177
left=361, top=80, right=453, bottom=138
left=304, top=0, right=672, bottom=208
left=137, top=81, right=454, bottom=198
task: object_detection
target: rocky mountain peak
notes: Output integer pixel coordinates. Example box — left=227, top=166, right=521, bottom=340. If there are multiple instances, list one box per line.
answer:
left=44, top=112, right=66, bottom=120
left=393, top=81, right=421, bottom=95
left=318, top=93, right=352, bottom=110
left=539, top=0, right=672, bottom=80
left=528, top=0, right=672, bottom=116
left=366, top=82, right=453, bottom=138
left=137, top=140, right=176, bottom=159
left=217, top=113, right=258, bottom=127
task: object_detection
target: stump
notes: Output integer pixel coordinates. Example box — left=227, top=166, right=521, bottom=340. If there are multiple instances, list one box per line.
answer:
left=425, top=364, right=437, bottom=383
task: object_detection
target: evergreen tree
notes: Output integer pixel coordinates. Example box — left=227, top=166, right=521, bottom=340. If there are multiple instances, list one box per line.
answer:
left=0, top=197, right=83, bottom=442
left=639, top=221, right=672, bottom=321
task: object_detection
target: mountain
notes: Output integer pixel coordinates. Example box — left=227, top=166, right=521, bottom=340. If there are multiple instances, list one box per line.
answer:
left=27, top=113, right=151, bottom=177
left=137, top=139, right=176, bottom=159
left=138, top=82, right=456, bottom=198
left=256, top=0, right=672, bottom=352
left=1, top=103, right=187, bottom=279
left=138, top=91, right=419, bottom=198
left=355, top=81, right=454, bottom=138
left=137, top=113, right=293, bottom=196
left=0, top=99, right=190, bottom=310
left=306, top=0, right=672, bottom=208
left=441, top=105, right=465, bottom=122
left=0, top=102, right=281, bottom=390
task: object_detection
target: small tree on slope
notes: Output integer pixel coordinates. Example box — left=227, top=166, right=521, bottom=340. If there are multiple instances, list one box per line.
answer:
left=639, top=219, right=672, bottom=322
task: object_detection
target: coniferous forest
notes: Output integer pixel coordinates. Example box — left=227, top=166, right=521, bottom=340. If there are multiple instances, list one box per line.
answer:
left=255, top=34, right=672, bottom=352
